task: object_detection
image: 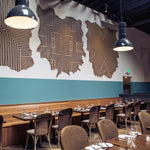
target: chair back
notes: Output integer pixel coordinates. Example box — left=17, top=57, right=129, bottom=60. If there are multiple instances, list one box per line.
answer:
left=97, top=119, right=118, bottom=141
left=34, top=113, right=52, bottom=136
left=89, top=105, right=100, bottom=124
left=134, top=100, right=141, bottom=115
left=147, top=101, right=150, bottom=114
left=0, top=115, right=3, bottom=145
left=105, top=104, right=114, bottom=121
left=58, top=108, right=73, bottom=131
left=125, top=102, right=133, bottom=118
left=138, top=111, right=150, bottom=134
left=60, top=125, right=89, bottom=150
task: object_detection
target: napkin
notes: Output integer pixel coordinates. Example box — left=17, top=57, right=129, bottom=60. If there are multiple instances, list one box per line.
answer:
left=101, top=107, right=106, bottom=110
left=85, top=108, right=90, bottom=111
left=85, top=145, right=104, bottom=150
left=118, top=134, right=132, bottom=139
left=99, top=142, right=113, bottom=148
left=23, top=113, right=30, bottom=116
left=24, top=116, right=32, bottom=119
left=74, top=108, right=81, bottom=110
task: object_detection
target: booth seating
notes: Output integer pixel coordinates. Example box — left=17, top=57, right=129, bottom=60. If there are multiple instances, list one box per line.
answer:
left=0, top=97, right=121, bottom=146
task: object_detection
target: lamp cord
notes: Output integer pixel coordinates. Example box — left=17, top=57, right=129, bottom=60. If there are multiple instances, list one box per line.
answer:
left=120, top=0, right=123, bottom=22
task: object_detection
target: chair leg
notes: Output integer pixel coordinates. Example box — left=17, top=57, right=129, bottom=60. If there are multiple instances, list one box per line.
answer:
left=130, top=117, right=132, bottom=127
left=125, top=118, right=127, bottom=130
left=133, top=115, right=136, bottom=125
left=58, top=131, right=60, bottom=147
left=25, top=134, right=29, bottom=150
left=47, top=134, right=52, bottom=150
left=0, top=141, right=2, bottom=150
left=34, top=136, right=37, bottom=150
left=116, top=116, right=119, bottom=126
left=89, top=125, right=92, bottom=139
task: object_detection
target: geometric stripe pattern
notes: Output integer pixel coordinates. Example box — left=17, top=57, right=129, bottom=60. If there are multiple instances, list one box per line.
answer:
left=0, top=0, right=34, bottom=71
left=37, top=6, right=85, bottom=77
left=86, top=21, right=118, bottom=78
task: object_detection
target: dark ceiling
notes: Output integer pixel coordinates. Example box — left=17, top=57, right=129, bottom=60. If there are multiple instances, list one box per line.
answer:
left=73, top=0, right=150, bottom=35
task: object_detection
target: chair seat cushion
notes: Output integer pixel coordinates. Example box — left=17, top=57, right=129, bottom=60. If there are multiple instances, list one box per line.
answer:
left=27, top=129, right=35, bottom=135
left=99, top=116, right=106, bottom=120
left=117, top=113, right=125, bottom=117
left=52, top=124, right=58, bottom=129
left=81, top=119, right=89, bottom=123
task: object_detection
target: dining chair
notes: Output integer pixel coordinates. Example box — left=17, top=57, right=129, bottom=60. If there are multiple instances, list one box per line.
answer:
left=25, top=113, right=52, bottom=150
left=138, top=111, right=150, bottom=134
left=147, top=100, right=150, bottom=114
left=51, top=108, right=73, bottom=147
left=81, top=105, right=100, bottom=138
left=97, top=119, right=118, bottom=141
left=0, top=115, right=4, bottom=150
left=132, top=100, right=141, bottom=124
left=60, top=125, right=89, bottom=150
left=116, top=102, right=133, bottom=129
left=99, top=104, right=114, bottom=122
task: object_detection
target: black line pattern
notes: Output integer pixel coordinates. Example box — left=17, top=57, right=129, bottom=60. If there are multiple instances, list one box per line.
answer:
left=0, top=0, right=34, bottom=71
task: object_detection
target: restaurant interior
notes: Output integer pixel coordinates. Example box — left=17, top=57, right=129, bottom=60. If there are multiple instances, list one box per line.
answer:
left=0, top=0, right=150, bottom=150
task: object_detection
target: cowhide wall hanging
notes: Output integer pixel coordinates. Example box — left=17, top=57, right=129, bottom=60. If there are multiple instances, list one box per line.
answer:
left=0, top=0, right=34, bottom=71
left=86, top=21, right=118, bottom=78
left=37, top=5, right=85, bottom=77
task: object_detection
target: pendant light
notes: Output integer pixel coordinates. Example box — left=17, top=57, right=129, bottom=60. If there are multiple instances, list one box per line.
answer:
left=113, top=0, right=133, bottom=51
left=5, top=0, right=38, bottom=29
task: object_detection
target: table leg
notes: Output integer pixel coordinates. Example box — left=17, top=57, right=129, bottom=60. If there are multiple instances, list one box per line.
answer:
left=81, top=112, right=84, bottom=120
left=51, top=116, right=57, bottom=144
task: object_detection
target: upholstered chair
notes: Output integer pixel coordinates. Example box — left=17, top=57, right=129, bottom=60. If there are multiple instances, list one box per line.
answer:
left=116, top=102, right=133, bottom=129
left=147, top=100, right=150, bottom=114
left=99, top=104, right=114, bottom=121
left=138, top=111, right=150, bottom=134
left=60, top=125, right=89, bottom=150
left=81, top=105, right=100, bottom=138
left=132, top=100, right=141, bottom=124
left=0, top=115, right=3, bottom=150
left=97, top=119, right=118, bottom=141
left=25, top=113, right=52, bottom=150
left=52, top=108, right=73, bottom=147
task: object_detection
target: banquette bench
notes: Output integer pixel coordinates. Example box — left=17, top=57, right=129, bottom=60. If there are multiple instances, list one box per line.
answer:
left=0, top=97, right=121, bottom=146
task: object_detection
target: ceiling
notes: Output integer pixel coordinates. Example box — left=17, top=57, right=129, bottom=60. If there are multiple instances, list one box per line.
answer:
left=73, top=0, right=150, bottom=35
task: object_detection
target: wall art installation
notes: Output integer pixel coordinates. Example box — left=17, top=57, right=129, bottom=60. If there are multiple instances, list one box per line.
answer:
left=37, top=6, right=85, bottom=77
left=86, top=21, right=118, bottom=78
left=0, top=0, right=34, bottom=71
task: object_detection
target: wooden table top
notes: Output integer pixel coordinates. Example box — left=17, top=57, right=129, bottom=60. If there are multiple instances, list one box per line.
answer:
left=13, top=111, right=59, bottom=121
left=73, top=104, right=123, bottom=113
left=107, top=134, right=150, bottom=150
left=83, top=134, right=150, bottom=150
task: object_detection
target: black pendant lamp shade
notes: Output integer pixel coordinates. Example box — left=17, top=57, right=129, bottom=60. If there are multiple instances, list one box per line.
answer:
left=113, top=22, right=133, bottom=51
left=5, top=0, right=38, bottom=29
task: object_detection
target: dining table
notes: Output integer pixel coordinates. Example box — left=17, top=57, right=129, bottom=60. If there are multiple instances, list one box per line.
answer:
left=13, top=111, right=59, bottom=127
left=73, top=104, right=124, bottom=121
left=83, top=134, right=150, bottom=150
left=13, top=110, right=59, bottom=143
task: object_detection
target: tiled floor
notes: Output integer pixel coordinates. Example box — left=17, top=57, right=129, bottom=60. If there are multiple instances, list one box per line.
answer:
left=2, top=121, right=141, bottom=150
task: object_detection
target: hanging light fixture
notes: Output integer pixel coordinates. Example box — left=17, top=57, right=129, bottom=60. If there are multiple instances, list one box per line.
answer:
left=113, top=0, right=133, bottom=51
left=5, top=0, right=38, bottom=29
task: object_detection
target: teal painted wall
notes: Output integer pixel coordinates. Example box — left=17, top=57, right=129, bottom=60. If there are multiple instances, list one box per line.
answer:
left=0, top=77, right=150, bottom=105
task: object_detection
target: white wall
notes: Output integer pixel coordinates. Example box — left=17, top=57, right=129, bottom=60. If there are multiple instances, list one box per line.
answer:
left=0, top=0, right=150, bottom=82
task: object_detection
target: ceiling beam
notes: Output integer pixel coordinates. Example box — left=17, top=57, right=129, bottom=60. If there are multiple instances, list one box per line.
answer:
left=131, top=18, right=150, bottom=27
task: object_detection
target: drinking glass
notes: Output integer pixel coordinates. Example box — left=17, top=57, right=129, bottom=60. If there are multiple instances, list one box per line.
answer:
left=127, top=126, right=137, bottom=149
left=21, top=108, right=24, bottom=115
left=125, top=99, right=128, bottom=104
